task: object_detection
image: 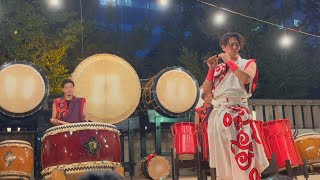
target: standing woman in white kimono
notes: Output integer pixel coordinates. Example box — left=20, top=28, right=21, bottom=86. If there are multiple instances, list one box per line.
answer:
left=203, top=32, right=269, bottom=180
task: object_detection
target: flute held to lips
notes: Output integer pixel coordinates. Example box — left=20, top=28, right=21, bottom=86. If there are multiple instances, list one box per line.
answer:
left=203, top=55, right=222, bottom=63
left=204, top=55, right=230, bottom=72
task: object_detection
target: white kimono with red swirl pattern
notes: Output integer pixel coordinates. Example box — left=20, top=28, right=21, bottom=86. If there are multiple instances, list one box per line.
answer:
left=207, top=56, right=269, bottom=180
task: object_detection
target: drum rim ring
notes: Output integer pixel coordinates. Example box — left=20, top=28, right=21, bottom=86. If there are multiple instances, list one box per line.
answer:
left=42, top=122, right=120, bottom=140
left=41, top=160, right=122, bottom=177
left=0, top=140, right=34, bottom=150
left=0, top=170, right=31, bottom=179
left=263, top=119, right=290, bottom=126
left=295, top=132, right=320, bottom=139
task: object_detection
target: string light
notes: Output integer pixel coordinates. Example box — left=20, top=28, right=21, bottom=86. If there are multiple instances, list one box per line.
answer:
left=47, top=0, right=63, bottom=10
left=196, top=0, right=320, bottom=38
left=213, top=11, right=226, bottom=26
left=159, top=0, right=169, bottom=8
left=279, top=33, right=293, bottom=48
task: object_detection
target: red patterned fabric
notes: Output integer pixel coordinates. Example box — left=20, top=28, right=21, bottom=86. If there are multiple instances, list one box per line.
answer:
left=195, top=104, right=213, bottom=123
left=207, top=57, right=268, bottom=180
left=208, top=103, right=268, bottom=180
left=54, top=96, right=86, bottom=123
left=212, top=63, right=228, bottom=90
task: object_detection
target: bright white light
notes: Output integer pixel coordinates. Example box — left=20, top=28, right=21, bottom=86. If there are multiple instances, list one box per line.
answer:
left=213, top=12, right=226, bottom=26
left=279, top=34, right=293, bottom=48
left=7, top=127, right=11, bottom=132
left=159, top=0, right=169, bottom=7
left=17, top=127, right=21, bottom=132
left=47, top=0, right=63, bottom=10
left=14, top=30, right=18, bottom=34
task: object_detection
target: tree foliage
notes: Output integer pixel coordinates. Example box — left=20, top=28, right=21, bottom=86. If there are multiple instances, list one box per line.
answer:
left=0, top=0, right=319, bottom=99
left=0, top=0, right=85, bottom=95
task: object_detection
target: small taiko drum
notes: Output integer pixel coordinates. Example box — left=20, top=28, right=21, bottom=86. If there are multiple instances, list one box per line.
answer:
left=41, top=122, right=122, bottom=180
left=199, top=121, right=209, bottom=161
left=171, top=122, right=198, bottom=160
left=295, top=132, right=320, bottom=166
left=0, top=61, right=49, bottom=117
left=139, top=154, right=170, bottom=180
left=141, top=66, right=199, bottom=118
left=263, top=119, right=302, bottom=170
left=71, top=54, right=141, bottom=124
left=0, top=140, right=34, bottom=180
left=252, top=120, right=272, bottom=160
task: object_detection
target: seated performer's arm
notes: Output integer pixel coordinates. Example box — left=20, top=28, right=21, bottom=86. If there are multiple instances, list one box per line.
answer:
left=50, top=102, right=69, bottom=126
left=83, top=102, right=89, bottom=122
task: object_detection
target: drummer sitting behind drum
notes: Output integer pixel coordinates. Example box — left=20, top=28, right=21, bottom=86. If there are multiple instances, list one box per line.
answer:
left=194, top=92, right=213, bottom=127
left=50, top=79, right=88, bottom=125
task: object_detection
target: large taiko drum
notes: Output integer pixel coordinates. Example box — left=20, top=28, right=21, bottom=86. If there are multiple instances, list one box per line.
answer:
left=252, top=120, right=272, bottom=160
left=295, top=132, right=320, bottom=166
left=0, top=140, right=34, bottom=180
left=71, top=54, right=141, bottom=124
left=171, top=122, right=198, bottom=160
left=139, top=154, right=170, bottom=180
left=141, top=66, right=199, bottom=117
left=263, top=119, right=302, bottom=170
left=41, top=122, right=122, bottom=180
left=0, top=61, right=49, bottom=117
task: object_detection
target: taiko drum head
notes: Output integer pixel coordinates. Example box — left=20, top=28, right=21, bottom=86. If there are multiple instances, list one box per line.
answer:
left=72, top=54, right=141, bottom=124
left=0, top=61, right=49, bottom=117
left=139, top=155, right=170, bottom=180
left=147, top=156, right=170, bottom=180
left=295, top=132, right=320, bottom=165
left=153, top=67, right=199, bottom=116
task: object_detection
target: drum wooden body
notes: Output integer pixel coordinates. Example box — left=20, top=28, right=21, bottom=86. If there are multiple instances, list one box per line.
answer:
left=71, top=54, right=141, bottom=124
left=139, top=155, right=170, bottom=180
left=263, top=119, right=302, bottom=169
left=41, top=122, right=122, bottom=180
left=171, top=122, right=198, bottom=160
left=295, top=133, right=320, bottom=166
left=141, top=66, right=199, bottom=117
left=0, top=61, right=49, bottom=117
left=0, top=140, right=34, bottom=180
